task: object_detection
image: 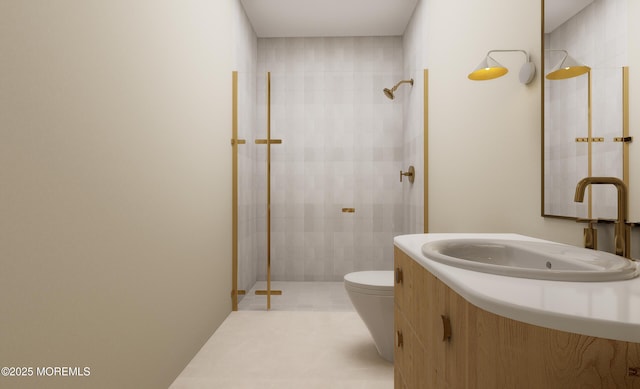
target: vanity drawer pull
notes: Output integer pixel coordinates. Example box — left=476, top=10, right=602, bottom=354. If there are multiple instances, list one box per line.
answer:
left=396, top=330, right=404, bottom=348
left=441, top=315, right=452, bottom=341
left=395, top=267, right=403, bottom=284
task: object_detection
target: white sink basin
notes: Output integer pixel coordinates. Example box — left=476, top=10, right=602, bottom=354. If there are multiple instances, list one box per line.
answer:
left=421, top=239, right=639, bottom=282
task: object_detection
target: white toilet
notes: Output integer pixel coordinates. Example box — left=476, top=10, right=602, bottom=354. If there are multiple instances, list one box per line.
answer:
left=344, top=270, right=395, bottom=362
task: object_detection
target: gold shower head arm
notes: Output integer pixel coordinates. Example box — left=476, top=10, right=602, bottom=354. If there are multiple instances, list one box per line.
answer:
left=384, top=78, right=414, bottom=100
left=390, top=79, right=414, bottom=92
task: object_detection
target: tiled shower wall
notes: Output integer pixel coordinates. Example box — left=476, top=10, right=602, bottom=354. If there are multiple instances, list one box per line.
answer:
left=544, top=0, right=627, bottom=218
left=232, top=0, right=260, bottom=294
left=255, top=37, right=406, bottom=281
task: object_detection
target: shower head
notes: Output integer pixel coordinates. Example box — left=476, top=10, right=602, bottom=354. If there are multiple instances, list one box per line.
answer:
left=383, top=79, right=414, bottom=100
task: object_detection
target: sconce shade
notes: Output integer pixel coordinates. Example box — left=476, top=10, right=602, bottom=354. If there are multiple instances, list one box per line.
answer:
left=468, top=50, right=536, bottom=84
left=468, top=55, right=508, bottom=80
left=546, top=53, right=590, bottom=80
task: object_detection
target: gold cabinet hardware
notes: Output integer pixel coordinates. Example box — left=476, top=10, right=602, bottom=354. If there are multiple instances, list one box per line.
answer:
left=614, top=136, right=633, bottom=143
left=255, top=139, right=282, bottom=144
left=441, top=315, right=452, bottom=341
left=231, top=139, right=246, bottom=145
left=395, top=267, right=403, bottom=284
left=575, top=137, right=604, bottom=142
left=341, top=208, right=355, bottom=213
left=396, top=330, right=404, bottom=348
left=400, top=165, right=415, bottom=183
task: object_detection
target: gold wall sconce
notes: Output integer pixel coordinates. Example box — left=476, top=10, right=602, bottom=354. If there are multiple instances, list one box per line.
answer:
left=545, top=49, right=590, bottom=80
left=468, top=49, right=536, bottom=84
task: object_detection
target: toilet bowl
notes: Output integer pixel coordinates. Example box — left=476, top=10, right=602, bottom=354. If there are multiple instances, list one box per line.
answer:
left=344, top=270, right=394, bottom=362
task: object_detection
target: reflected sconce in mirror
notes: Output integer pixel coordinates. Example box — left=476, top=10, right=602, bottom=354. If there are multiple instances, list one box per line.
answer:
left=545, top=49, right=591, bottom=80
left=468, top=49, right=536, bottom=84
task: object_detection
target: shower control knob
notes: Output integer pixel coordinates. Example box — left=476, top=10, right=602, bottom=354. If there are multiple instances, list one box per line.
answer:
left=400, top=166, right=415, bottom=184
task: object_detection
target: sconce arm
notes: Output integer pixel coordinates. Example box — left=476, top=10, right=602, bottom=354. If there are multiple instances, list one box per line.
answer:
left=487, top=49, right=530, bottom=63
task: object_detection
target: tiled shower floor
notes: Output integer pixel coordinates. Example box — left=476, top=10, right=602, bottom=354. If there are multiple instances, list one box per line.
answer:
left=237, top=281, right=355, bottom=311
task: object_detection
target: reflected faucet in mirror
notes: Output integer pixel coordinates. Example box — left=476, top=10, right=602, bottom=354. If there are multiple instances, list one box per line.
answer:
left=574, top=177, right=631, bottom=259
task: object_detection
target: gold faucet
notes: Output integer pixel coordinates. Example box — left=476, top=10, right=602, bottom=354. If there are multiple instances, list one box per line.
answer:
left=574, top=177, right=630, bottom=258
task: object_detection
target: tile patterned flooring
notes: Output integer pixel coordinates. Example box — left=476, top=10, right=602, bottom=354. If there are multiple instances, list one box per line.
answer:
left=170, top=282, right=393, bottom=388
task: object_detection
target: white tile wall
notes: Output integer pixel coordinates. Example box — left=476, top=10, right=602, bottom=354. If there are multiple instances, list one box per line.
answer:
left=254, top=37, right=405, bottom=281
left=234, top=3, right=432, bottom=285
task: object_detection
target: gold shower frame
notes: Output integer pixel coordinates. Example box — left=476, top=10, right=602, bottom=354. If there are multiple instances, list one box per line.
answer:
left=231, top=68, right=430, bottom=310
left=424, top=69, right=429, bottom=233
left=231, top=72, right=282, bottom=311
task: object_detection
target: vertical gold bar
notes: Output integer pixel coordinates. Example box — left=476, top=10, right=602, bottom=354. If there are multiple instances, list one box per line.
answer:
left=231, top=70, right=238, bottom=311
left=231, top=71, right=239, bottom=311
left=266, top=71, right=272, bottom=311
left=423, top=69, right=429, bottom=233
left=587, top=70, right=592, bottom=219
left=622, top=66, right=629, bottom=186
left=540, top=0, right=546, bottom=217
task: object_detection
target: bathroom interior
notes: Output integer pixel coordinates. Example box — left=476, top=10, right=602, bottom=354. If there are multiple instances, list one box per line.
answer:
left=2, top=0, right=640, bottom=388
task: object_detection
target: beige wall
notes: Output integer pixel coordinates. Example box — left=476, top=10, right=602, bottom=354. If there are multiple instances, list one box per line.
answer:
left=0, top=1, right=232, bottom=388
left=424, top=0, right=583, bottom=245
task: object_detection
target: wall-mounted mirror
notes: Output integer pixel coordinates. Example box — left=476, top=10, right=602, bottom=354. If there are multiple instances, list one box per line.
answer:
left=543, top=0, right=629, bottom=219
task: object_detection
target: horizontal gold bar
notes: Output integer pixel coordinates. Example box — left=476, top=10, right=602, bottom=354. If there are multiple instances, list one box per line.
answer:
left=342, top=208, right=356, bottom=213
left=230, top=289, right=246, bottom=298
left=255, top=139, right=283, bottom=144
left=576, top=137, right=604, bottom=142
left=230, top=139, right=246, bottom=145
left=614, top=136, right=633, bottom=143
left=255, top=290, right=283, bottom=295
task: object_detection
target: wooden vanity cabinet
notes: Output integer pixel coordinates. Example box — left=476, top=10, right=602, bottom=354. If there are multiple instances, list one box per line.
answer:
left=394, top=246, right=640, bottom=389
left=394, top=246, right=467, bottom=388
